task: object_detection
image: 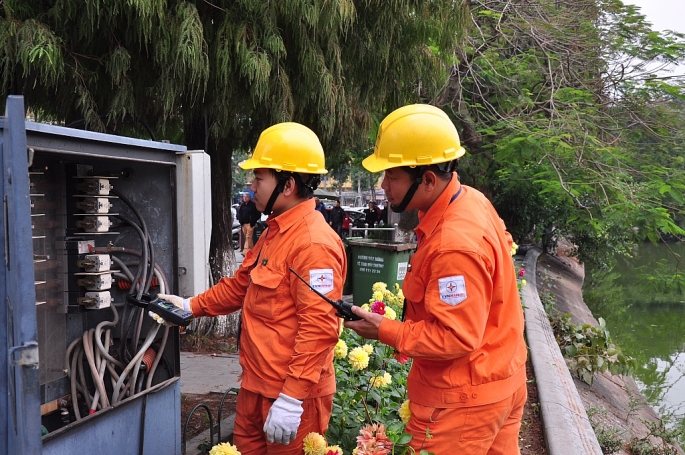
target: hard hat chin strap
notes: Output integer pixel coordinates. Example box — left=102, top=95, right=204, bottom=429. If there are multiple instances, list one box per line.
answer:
left=390, top=160, right=458, bottom=213
left=391, top=167, right=426, bottom=213
left=262, top=174, right=289, bottom=216
left=261, top=172, right=321, bottom=215
left=294, top=173, right=321, bottom=192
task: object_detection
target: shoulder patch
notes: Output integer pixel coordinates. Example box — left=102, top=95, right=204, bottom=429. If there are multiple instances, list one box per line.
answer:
left=310, top=268, right=334, bottom=295
left=438, top=276, right=467, bottom=306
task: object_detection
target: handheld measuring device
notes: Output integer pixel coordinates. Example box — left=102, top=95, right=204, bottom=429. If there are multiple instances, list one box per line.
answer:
left=126, top=294, right=194, bottom=326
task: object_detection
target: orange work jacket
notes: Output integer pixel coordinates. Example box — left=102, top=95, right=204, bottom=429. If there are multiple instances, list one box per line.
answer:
left=190, top=199, right=347, bottom=400
left=378, top=175, right=527, bottom=408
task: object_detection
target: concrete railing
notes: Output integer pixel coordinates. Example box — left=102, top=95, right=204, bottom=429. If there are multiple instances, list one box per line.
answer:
left=522, top=247, right=603, bottom=455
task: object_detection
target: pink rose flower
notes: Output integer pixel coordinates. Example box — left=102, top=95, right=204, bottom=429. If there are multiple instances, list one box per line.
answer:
left=394, top=352, right=409, bottom=364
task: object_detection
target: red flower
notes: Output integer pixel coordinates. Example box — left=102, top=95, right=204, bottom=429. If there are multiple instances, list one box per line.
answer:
left=370, top=301, right=386, bottom=315
left=518, top=268, right=526, bottom=277
left=394, top=352, right=409, bottom=364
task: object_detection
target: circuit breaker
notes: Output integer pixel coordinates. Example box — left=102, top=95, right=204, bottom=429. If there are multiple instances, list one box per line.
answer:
left=1, top=96, right=211, bottom=455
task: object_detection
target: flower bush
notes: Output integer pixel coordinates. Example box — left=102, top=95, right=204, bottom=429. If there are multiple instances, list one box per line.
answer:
left=209, top=442, right=241, bottom=455
left=324, top=282, right=427, bottom=454
left=301, top=431, right=344, bottom=455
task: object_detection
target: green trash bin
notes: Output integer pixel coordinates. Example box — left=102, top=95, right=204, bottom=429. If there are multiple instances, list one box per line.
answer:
left=342, top=237, right=363, bottom=295
left=346, top=239, right=416, bottom=306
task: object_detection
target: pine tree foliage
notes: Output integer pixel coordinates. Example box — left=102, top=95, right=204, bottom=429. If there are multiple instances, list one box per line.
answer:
left=0, top=0, right=468, bottom=335
left=0, top=0, right=467, bottom=163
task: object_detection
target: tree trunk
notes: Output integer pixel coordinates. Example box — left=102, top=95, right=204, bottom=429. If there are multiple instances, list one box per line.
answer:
left=184, top=114, right=240, bottom=337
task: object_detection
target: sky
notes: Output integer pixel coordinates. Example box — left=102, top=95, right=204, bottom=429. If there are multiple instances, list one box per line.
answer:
left=625, top=0, right=685, bottom=77
left=625, top=0, right=685, bottom=34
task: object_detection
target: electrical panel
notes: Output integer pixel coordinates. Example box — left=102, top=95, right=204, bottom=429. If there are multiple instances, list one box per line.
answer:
left=2, top=96, right=212, bottom=455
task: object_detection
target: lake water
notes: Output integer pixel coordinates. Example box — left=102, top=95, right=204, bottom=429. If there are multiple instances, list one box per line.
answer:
left=583, top=242, right=685, bottom=438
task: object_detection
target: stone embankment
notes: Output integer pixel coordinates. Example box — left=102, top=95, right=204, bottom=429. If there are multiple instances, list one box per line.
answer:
left=524, top=246, right=683, bottom=455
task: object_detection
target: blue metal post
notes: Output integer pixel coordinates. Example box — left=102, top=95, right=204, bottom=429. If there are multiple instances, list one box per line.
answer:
left=1, top=95, right=42, bottom=454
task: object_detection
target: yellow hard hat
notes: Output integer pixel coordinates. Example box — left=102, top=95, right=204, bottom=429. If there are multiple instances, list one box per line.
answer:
left=239, top=122, right=328, bottom=174
left=362, top=104, right=465, bottom=173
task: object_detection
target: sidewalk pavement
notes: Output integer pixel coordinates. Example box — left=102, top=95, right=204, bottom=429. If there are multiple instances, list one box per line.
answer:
left=181, top=351, right=241, bottom=455
left=180, top=352, right=242, bottom=395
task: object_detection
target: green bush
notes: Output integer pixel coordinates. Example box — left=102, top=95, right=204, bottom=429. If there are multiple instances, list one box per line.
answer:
left=549, top=314, right=637, bottom=385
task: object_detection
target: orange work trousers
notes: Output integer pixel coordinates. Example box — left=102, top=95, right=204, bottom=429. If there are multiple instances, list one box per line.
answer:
left=241, top=224, right=255, bottom=253
left=405, top=383, right=527, bottom=455
left=233, top=389, right=333, bottom=455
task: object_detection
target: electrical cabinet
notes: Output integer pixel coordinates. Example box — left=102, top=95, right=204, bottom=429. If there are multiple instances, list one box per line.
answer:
left=1, top=96, right=211, bottom=455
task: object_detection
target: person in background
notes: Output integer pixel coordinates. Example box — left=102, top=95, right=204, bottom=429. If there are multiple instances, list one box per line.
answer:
left=329, top=199, right=345, bottom=238
left=363, top=201, right=381, bottom=227
left=238, top=193, right=260, bottom=254
left=314, top=197, right=329, bottom=222
left=159, top=122, right=347, bottom=455
left=380, top=200, right=389, bottom=225
left=345, top=104, right=527, bottom=455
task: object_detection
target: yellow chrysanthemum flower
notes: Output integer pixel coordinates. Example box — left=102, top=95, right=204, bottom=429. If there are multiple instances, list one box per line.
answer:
left=521, top=279, right=527, bottom=287
left=352, top=448, right=359, bottom=455
left=384, top=307, right=397, bottom=320
left=383, top=290, right=394, bottom=300
left=209, top=442, right=241, bottom=455
left=348, top=347, right=370, bottom=370
left=361, top=303, right=370, bottom=312
left=510, top=241, right=519, bottom=256
left=397, top=289, right=404, bottom=302
left=326, top=445, right=343, bottom=455
left=362, top=344, right=373, bottom=355
left=370, top=372, right=392, bottom=388
left=303, top=432, right=327, bottom=455
left=372, top=282, right=388, bottom=292
left=334, top=339, right=348, bottom=359
left=394, top=283, right=400, bottom=291
left=373, top=291, right=384, bottom=301
left=399, top=400, right=411, bottom=424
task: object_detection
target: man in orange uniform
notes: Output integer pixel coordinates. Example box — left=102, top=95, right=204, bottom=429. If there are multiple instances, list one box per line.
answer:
left=160, top=122, right=346, bottom=454
left=345, top=104, right=527, bottom=455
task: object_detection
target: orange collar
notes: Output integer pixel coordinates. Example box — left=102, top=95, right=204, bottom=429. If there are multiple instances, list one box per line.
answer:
left=267, top=198, right=317, bottom=233
left=416, top=175, right=461, bottom=240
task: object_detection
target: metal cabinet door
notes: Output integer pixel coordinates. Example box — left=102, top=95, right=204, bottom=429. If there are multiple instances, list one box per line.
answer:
left=1, top=95, right=42, bottom=455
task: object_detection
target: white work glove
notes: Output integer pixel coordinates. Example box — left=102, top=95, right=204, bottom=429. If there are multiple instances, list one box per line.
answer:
left=157, top=293, right=192, bottom=312
left=148, top=293, right=192, bottom=325
left=263, top=393, right=304, bottom=445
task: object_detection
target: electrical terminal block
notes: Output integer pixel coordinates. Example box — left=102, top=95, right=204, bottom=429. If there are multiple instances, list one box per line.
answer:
left=78, top=291, right=111, bottom=309
left=76, top=178, right=113, bottom=195
left=75, top=198, right=112, bottom=214
left=76, top=216, right=112, bottom=232
left=77, top=254, right=111, bottom=272
left=76, top=273, right=112, bottom=291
